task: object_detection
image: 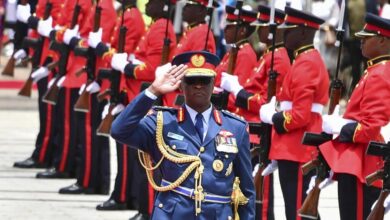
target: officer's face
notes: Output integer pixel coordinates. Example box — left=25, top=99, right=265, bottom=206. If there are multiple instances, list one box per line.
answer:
left=181, top=76, right=214, bottom=110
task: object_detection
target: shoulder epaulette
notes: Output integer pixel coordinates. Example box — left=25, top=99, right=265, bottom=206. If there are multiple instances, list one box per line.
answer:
left=152, top=106, right=178, bottom=113
left=221, top=110, right=246, bottom=123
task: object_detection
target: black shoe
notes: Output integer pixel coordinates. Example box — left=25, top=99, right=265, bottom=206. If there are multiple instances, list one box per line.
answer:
left=59, top=183, right=109, bottom=195
left=13, top=157, right=46, bottom=168
left=129, top=213, right=150, bottom=220
left=96, top=199, right=127, bottom=211
left=36, top=168, right=72, bottom=179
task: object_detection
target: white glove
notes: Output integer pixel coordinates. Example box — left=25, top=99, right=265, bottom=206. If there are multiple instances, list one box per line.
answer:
left=111, top=104, right=125, bottom=116
left=220, top=72, right=243, bottom=96
left=31, top=66, right=49, bottom=82
left=85, top=81, right=100, bottom=94
left=155, top=63, right=172, bottom=78
left=128, top=54, right=145, bottom=65
left=384, top=195, right=390, bottom=217
left=87, top=28, right=102, bottom=48
left=54, top=24, right=64, bottom=31
left=13, top=49, right=27, bottom=60
left=47, top=78, right=55, bottom=88
left=111, top=53, right=128, bottom=72
left=16, top=4, right=31, bottom=23
left=322, top=105, right=355, bottom=134
left=57, top=76, right=66, bottom=87
left=78, top=83, right=86, bottom=95
left=261, top=160, right=278, bottom=176
left=102, top=104, right=110, bottom=119
left=37, top=17, right=53, bottom=37
left=63, top=25, right=79, bottom=45
left=306, top=170, right=334, bottom=194
left=259, top=96, right=277, bottom=124
left=252, top=163, right=259, bottom=177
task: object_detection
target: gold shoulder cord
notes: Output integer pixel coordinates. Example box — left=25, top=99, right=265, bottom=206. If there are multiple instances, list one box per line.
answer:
left=138, top=111, right=205, bottom=215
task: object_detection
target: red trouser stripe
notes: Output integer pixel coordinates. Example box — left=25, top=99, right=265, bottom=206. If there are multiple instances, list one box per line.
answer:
left=120, top=145, right=128, bottom=202
left=262, top=174, right=270, bottom=220
left=357, top=181, right=363, bottom=220
left=148, top=175, right=154, bottom=214
left=38, top=103, right=52, bottom=163
left=59, top=88, right=71, bottom=171
left=83, top=96, right=92, bottom=187
left=296, top=165, right=303, bottom=220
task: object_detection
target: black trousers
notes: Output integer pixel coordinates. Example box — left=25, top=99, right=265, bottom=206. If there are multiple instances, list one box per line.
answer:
left=52, top=87, right=79, bottom=174
left=337, top=173, right=380, bottom=220
left=75, top=95, right=110, bottom=191
left=30, top=76, right=55, bottom=166
left=255, top=174, right=274, bottom=220
left=278, top=160, right=315, bottom=220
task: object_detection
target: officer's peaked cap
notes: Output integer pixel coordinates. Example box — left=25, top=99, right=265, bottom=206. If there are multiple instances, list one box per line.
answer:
left=225, top=5, right=257, bottom=25
left=251, top=4, right=285, bottom=26
left=172, top=51, right=220, bottom=77
left=280, top=6, right=324, bottom=29
left=355, top=13, right=390, bottom=38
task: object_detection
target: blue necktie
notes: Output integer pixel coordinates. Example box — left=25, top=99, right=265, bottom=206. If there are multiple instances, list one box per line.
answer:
left=195, top=113, right=204, bottom=142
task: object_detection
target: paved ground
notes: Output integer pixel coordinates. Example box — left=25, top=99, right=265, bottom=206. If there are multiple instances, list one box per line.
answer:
left=0, top=55, right=341, bottom=219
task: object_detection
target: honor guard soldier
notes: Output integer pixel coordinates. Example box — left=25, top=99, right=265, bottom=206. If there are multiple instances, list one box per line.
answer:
left=259, top=7, right=329, bottom=220
left=319, top=14, right=390, bottom=220
left=221, top=5, right=290, bottom=122
left=162, top=0, right=217, bottom=107
left=214, top=4, right=258, bottom=112
left=13, top=0, right=63, bottom=168
left=57, top=0, right=117, bottom=195
left=222, top=5, right=291, bottom=220
left=111, top=51, right=255, bottom=219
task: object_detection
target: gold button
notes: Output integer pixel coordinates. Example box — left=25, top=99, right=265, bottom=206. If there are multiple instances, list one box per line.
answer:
left=213, top=160, right=224, bottom=172
left=228, top=216, right=232, bottom=220
left=225, top=154, right=229, bottom=159
left=172, top=145, right=177, bottom=150
left=200, top=147, right=205, bottom=153
left=158, top=203, right=163, bottom=208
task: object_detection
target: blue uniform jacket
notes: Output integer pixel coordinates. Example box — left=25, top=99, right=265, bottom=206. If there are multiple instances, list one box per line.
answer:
left=111, top=91, right=255, bottom=220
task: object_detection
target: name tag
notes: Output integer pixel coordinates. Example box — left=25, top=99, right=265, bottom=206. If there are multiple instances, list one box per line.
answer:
left=167, top=132, right=184, bottom=141
left=215, top=136, right=238, bottom=153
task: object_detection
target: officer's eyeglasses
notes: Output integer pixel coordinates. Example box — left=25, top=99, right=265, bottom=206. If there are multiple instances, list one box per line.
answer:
left=184, top=77, right=212, bottom=85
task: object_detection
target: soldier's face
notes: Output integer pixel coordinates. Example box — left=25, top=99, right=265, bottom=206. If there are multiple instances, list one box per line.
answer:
left=146, top=0, right=164, bottom=18
left=361, top=36, right=389, bottom=59
left=224, top=24, right=236, bottom=44
left=181, top=76, right=214, bottom=109
left=257, top=26, right=269, bottom=43
left=283, top=27, right=301, bottom=50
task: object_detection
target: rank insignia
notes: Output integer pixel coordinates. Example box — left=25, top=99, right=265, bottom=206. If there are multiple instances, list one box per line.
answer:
left=219, top=130, right=233, bottom=137
left=213, top=159, right=224, bottom=172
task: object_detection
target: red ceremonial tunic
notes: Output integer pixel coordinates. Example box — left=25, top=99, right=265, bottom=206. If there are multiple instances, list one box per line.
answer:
left=269, top=47, right=329, bottom=163
left=320, top=57, right=390, bottom=188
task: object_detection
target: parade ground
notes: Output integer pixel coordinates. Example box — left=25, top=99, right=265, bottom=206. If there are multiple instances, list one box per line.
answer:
left=0, top=58, right=341, bottom=219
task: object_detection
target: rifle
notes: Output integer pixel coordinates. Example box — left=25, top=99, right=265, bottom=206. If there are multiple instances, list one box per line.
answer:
left=73, top=0, right=102, bottom=112
left=96, top=2, right=127, bottom=137
left=1, top=0, right=29, bottom=77
left=211, top=0, right=243, bottom=110
left=366, top=141, right=390, bottom=220
left=160, top=0, right=172, bottom=65
left=251, top=2, right=278, bottom=210
left=18, top=1, right=53, bottom=97
left=42, top=0, right=81, bottom=105
left=298, top=2, right=346, bottom=218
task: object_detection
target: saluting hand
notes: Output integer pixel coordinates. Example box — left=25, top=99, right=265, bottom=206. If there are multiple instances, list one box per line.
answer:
left=148, top=64, right=187, bottom=96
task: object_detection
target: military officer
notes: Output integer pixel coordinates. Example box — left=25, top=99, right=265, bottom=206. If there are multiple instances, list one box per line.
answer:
left=319, top=14, right=390, bottom=220
left=259, top=7, right=329, bottom=220
left=111, top=51, right=255, bottom=219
